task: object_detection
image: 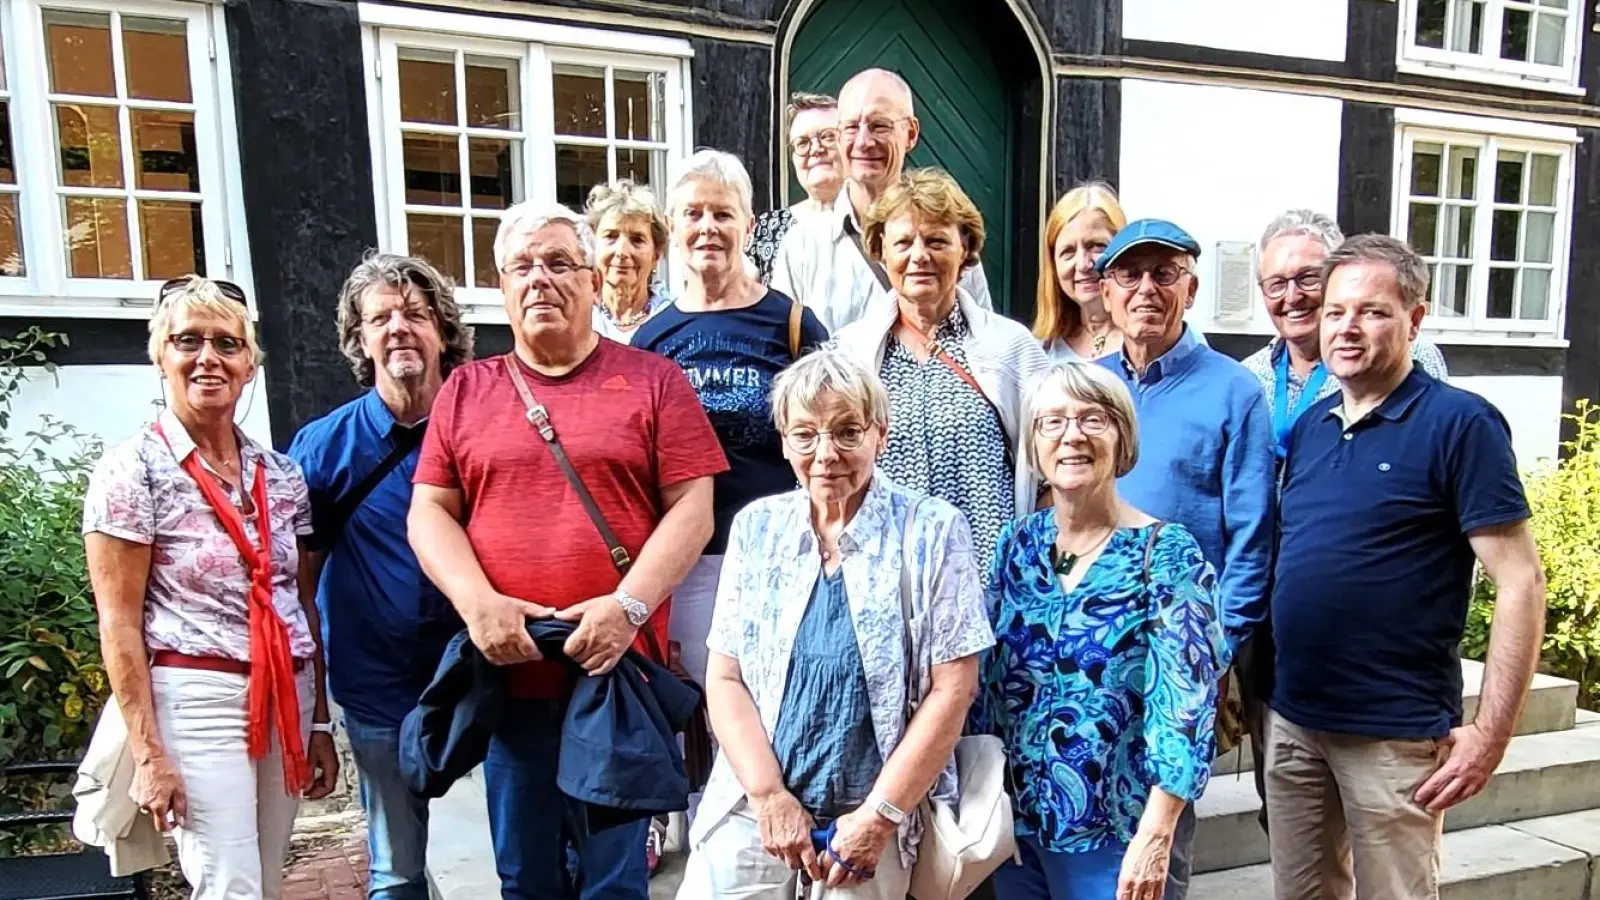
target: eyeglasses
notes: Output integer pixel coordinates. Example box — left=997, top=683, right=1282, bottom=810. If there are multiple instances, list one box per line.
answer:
left=1033, top=412, right=1113, bottom=438
left=790, top=129, right=840, bottom=156
left=499, top=257, right=585, bottom=279
left=167, top=333, right=248, bottom=357
left=784, top=424, right=870, bottom=454
left=1258, top=270, right=1324, bottom=299
left=157, top=275, right=248, bottom=308
left=1105, top=263, right=1192, bottom=290
left=839, top=116, right=909, bottom=141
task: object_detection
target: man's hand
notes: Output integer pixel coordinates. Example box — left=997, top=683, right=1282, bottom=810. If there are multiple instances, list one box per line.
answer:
left=304, top=731, right=340, bottom=799
left=1413, top=723, right=1506, bottom=813
left=465, top=590, right=553, bottom=665
left=555, top=595, right=639, bottom=675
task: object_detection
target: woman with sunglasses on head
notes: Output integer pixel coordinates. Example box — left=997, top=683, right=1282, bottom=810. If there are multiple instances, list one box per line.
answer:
left=747, top=92, right=844, bottom=284
left=82, top=275, right=338, bottom=899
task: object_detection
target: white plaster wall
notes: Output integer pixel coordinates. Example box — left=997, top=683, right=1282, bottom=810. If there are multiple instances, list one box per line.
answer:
left=1121, top=0, right=1347, bottom=61
left=3, top=364, right=276, bottom=454
left=1452, top=375, right=1564, bottom=470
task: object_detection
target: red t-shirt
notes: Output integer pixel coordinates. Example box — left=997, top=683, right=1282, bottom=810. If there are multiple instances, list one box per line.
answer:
left=414, top=340, right=729, bottom=697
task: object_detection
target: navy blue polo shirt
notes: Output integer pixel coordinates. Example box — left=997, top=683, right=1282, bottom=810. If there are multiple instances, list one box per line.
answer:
left=288, top=389, right=459, bottom=729
left=1271, top=369, right=1529, bottom=740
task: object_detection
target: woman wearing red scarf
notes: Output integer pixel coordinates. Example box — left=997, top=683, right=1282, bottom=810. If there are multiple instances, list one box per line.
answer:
left=83, top=276, right=338, bottom=899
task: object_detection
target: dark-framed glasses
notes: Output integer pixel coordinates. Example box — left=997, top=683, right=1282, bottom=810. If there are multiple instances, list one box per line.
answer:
left=791, top=129, right=840, bottom=155
left=784, top=424, right=869, bottom=453
left=1105, top=262, right=1191, bottom=290
left=1258, top=269, right=1324, bottom=300
left=168, top=333, right=248, bottom=358
left=158, top=275, right=248, bottom=308
left=839, top=116, right=908, bottom=141
left=1033, top=411, right=1112, bottom=438
left=500, top=257, right=584, bottom=279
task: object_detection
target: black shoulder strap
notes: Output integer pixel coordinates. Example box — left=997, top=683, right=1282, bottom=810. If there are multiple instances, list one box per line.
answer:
left=844, top=217, right=893, bottom=292
left=307, top=422, right=427, bottom=552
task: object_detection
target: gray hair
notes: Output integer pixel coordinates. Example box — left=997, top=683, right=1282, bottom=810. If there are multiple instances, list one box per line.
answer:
left=493, top=200, right=596, bottom=270
left=785, top=91, right=837, bottom=133
left=336, top=252, right=475, bottom=387
left=668, top=149, right=754, bottom=220
left=1322, top=233, right=1431, bottom=310
left=1021, top=362, right=1140, bottom=479
left=584, top=180, right=668, bottom=254
left=770, top=348, right=891, bottom=433
left=1258, top=209, right=1344, bottom=257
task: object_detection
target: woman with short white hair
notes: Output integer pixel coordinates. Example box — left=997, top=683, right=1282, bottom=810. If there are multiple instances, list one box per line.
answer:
left=679, top=349, right=992, bottom=899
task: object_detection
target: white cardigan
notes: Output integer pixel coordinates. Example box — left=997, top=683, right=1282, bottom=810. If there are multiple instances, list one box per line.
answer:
left=834, top=288, right=1051, bottom=517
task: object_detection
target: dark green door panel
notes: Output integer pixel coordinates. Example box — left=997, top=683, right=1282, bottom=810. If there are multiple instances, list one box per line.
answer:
left=789, top=0, right=1019, bottom=311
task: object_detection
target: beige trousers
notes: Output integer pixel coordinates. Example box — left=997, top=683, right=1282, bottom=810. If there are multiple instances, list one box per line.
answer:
left=1263, top=709, right=1445, bottom=900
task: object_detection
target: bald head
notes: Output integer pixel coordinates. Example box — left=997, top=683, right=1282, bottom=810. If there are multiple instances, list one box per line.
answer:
left=837, top=68, right=920, bottom=196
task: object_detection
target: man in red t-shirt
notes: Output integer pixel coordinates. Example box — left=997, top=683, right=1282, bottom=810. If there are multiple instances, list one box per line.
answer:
left=409, top=201, right=727, bottom=900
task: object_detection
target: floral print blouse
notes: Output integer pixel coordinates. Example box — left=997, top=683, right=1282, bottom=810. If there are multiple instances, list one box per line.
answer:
left=975, top=513, right=1228, bottom=853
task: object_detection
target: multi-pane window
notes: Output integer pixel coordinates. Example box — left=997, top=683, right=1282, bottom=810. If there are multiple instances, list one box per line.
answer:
left=1398, top=128, right=1569, bottom=331
left=551, top=60, right=668, bottom=209
left=1405, top=0, right=1578, bottom=84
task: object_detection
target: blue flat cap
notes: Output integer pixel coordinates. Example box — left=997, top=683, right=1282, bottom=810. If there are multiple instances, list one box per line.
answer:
left=1095, top=219, right=1202, bottom=274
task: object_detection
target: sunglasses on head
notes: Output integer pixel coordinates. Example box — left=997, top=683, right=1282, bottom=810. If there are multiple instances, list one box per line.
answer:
left=157, top=275, right=249, bottom=308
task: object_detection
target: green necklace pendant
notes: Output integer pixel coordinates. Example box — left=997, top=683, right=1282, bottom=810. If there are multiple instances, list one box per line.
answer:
left=1051, top=548, right=1080, bottom=576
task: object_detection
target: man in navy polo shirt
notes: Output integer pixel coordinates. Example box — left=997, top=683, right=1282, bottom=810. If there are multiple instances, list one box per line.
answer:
left=289, top=253, right=475, bottom=900
left=1267, top=235, right=1546, bottom=900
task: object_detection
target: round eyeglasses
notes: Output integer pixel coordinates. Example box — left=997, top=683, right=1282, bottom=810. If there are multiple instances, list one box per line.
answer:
left=1033, top=412, right=1112, bottom=439
left=784, top=424, right=869, bottom=454
left=1105, top=263, right=1191, bottom=290
left=790, top=130, right=840, bottom=156
left=1258, top=270, right=1324, bottom=300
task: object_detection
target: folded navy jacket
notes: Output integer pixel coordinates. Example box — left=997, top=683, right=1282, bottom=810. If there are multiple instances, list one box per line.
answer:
left=399, top=620, right=702, bottom=830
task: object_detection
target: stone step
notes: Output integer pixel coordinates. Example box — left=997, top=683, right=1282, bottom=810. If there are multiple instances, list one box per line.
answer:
left=1195, top=724, right=1600, bottom=873
left=1191, top=822, right=1591, bottom=900
left=1506, top=809, right=1600, bottom=900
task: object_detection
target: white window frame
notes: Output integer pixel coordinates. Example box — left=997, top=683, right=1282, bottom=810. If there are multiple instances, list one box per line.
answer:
left=0, top=0, right=253, bottom=318
left=362, top=5, right=693, bottom=321
left=1396, top=0, right=1584, bottom=94
left=1391, top=110, right=1577, bottom=341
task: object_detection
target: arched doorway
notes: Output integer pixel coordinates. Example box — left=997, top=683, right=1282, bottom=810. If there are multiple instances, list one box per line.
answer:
left=781, top=0, right=1048, bottom=317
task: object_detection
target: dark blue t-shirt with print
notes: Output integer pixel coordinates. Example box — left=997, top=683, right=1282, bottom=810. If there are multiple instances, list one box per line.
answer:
left=632, top=289, right=827, bottom=554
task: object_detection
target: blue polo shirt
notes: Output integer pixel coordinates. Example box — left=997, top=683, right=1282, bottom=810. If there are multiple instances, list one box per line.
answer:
left=1099, top=326, right=1276, bottom=654
left=288, top=389, right=459, bottom=728
left=1271, top=369, right=1530, bottom=740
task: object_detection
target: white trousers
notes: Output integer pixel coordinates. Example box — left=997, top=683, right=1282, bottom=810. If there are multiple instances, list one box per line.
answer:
left=678, top=806, right=911, bottom=900
left=151, top=665, right=313, bottom=900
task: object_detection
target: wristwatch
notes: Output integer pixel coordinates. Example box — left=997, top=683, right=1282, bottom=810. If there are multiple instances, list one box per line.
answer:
left=311, top=722, right=336, bottom=736
left=865, top=792, right=906, bottom=826
left=614, top=587, right=650, bottom=627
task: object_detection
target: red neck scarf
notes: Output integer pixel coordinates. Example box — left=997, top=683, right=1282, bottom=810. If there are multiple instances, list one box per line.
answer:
left=154, top=421, right=308, bottom=796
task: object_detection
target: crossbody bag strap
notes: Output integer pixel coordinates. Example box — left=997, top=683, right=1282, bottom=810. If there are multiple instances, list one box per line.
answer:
left=1142, top=521, right=1165, bottom=585
left=897, top=314, right=1016, bottom=469
left=502, top=354, right=633, bottom=574
left=898, top=496, right=922, bottom=719
left=787, top=297, right=804, bottom=360
left=845, top=219, right=894, bottom=292
left=307, top=423, right=427, bottom=552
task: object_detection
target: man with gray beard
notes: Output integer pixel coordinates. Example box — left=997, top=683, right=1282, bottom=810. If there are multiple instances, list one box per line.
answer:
left=288, top=253, right=475, bottom=900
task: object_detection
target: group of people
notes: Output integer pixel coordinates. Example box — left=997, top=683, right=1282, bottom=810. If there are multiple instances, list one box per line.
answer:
left=77, top=62, right=1548, bottom=900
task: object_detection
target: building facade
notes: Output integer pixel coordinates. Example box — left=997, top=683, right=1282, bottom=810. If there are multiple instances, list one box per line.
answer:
left=1, top=0, right=1594, bottom=466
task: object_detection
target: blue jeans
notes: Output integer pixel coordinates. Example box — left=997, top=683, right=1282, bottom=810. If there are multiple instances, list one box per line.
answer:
left=482, top=698, right=649, bottom=900
left=344, top=715, right=431, bottom=900
left=989, top=808, right=1196, bottom=900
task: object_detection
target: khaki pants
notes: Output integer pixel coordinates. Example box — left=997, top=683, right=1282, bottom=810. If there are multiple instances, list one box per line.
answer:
left=1263, top=709, right=1445, bottom=900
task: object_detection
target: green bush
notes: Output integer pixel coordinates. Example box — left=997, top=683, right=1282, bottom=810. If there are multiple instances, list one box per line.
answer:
left=0, top=327, right=106, bottom=854
left=1464, top=399, right=1600, bottom=711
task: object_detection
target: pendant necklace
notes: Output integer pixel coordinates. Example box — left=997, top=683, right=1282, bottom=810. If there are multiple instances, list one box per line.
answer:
left=1051, top=527, right=1116, bottom=576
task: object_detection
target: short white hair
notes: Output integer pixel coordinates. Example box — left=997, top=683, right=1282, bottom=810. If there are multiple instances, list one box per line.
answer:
left=493, top=200, right=596, bottom=269
left=668, top=149, right=754, bottom=220
left=769, top=348, right=891, bottom=432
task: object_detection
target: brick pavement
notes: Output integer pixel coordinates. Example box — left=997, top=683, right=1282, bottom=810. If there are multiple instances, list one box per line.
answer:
left=281, top=837, right=370, bottom=900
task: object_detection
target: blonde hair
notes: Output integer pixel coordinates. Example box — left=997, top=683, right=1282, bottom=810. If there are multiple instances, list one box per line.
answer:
left=585, top=179, right=669, bottom=255
left=1032, top=183, right=1128, bottom=343
left=147, top=277, right=262, bottom=366
left=1021, top=362, right=1140, bottom=479
left=769, top=349, right=891, bottom=433
left=863, top=167, right=985, bottom=269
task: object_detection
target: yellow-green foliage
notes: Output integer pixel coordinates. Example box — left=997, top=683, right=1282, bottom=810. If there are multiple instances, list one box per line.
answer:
left=1465, top=399, right=1600, bottom=710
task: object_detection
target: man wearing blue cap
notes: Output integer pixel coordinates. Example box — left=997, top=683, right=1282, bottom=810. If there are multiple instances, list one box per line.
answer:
left=1094, top=218, right=1276, bottom=898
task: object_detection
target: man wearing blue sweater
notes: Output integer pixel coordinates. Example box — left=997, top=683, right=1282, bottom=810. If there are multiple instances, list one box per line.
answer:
left=1095, top=219, right=1277, bottom=900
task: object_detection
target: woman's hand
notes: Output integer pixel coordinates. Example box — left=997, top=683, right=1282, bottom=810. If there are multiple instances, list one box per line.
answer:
left=304, top=731, right=340, bottom=800
left=131, top=754, right=187, bottom=832
left=750, top=790, right=822, bottom=879
left=1117, top=825, right=1175, bottom=900
left=823, top=806, right=896, bottom=888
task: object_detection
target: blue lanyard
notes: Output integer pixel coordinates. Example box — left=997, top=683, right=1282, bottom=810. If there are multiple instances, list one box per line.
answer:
left=1273, top=349, right=1328, bottom=460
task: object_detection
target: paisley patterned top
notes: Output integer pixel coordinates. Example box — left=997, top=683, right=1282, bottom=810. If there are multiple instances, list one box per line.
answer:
left=975, top=513, right=1227, bottom=853
left=691, top=473, right=995, bottom=866
left=748, top=208, right=796, bottom=284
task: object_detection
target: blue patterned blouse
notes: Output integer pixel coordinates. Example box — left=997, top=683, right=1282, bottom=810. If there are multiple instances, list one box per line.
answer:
left=976, top=513, right=1228, bottom=853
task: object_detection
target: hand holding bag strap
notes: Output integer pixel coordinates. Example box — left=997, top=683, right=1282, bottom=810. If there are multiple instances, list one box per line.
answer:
left=503, top=354, right=632, bottom=574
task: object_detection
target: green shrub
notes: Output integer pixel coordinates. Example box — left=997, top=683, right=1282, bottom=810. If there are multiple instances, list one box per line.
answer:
left=0, top=327, right=105, bottom=854
left=1464, top=399, right=1600, bottom=710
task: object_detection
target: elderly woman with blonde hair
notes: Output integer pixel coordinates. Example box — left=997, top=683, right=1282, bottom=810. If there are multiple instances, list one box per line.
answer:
left=976, top=362, right=1227, bottom=900
left=1033, top=182, right=1129, bottom=362
left=82, top=276, right=338, bottom=899
left=585, top=179, right=672, bottom=342
left=679, top=348, right=993, bottom=899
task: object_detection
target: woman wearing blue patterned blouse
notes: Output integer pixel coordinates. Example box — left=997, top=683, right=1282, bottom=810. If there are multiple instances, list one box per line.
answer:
left=980, top=362, right=1229, bottom=900
left=679, top=349, right=993, bottom=899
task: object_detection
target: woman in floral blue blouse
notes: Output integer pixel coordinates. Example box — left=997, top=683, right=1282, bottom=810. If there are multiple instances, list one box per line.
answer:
left=979, top=362, right=1229, bottom=900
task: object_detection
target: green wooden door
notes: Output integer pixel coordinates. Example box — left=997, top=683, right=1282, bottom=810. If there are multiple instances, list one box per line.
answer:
left=789, top=0, right=1019, bottom=312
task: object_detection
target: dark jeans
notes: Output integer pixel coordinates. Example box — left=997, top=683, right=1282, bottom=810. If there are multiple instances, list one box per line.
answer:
left=1237, top=628, right=1276, bottom=835
left=483, top=698, right=650, bottom=900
